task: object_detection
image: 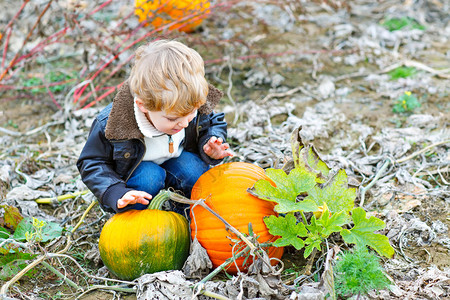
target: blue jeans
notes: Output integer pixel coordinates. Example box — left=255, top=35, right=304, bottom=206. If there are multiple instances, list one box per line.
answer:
left=126, top=151, right=209, bottom=215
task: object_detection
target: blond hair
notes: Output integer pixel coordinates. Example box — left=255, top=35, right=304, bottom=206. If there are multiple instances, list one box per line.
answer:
left=129, top=39, right=208, bottom=116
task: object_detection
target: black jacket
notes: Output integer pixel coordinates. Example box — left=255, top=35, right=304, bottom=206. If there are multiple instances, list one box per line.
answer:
left=77, top=81, right=227, bottom=213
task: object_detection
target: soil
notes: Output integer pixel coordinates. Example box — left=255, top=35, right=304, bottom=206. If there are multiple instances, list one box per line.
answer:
left=0, top=0, right=449, bottom=299
left=405, top=197, right=449, bottom=269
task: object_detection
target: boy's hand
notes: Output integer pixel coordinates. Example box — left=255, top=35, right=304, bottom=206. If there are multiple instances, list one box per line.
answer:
left=203, top=136, right=233, bottom=160
left=117, top=190, right=152, bottom=209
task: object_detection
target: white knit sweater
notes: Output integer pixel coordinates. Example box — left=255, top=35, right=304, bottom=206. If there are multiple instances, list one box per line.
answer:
left=134, top=101, right=184, bottom=165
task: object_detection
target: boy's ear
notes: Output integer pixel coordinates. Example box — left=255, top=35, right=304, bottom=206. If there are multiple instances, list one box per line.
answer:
left=135, top=98, right=148, bottom=113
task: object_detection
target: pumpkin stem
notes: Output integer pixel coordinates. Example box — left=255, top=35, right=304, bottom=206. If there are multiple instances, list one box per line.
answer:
left=148, top=190, right=192, bottom=210
left=148, top=190, right=171, bottom=210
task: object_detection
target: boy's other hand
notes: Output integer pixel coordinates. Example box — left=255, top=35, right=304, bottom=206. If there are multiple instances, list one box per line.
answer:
left=203, top=136, right=233, bottom=160
left=117, top=190, right=152, bottom=209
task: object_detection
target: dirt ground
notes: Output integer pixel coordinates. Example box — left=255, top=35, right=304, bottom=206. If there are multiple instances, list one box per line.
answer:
left=0, top=0, right=449, bottom=299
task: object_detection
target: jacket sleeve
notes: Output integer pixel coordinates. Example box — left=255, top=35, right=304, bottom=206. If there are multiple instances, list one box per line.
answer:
left=197, top=111, right=228, bottom=165
left=76, top=118, right=133, bottom=213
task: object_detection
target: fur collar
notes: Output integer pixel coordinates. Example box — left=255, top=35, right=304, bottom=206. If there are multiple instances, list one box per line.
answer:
left=105, top=81, right=223, bottom=140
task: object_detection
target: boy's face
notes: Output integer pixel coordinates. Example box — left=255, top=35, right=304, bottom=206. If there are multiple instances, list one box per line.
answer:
left=135, top=98, right=197, bottom=135
left=147, top=109, right=197, bottom=135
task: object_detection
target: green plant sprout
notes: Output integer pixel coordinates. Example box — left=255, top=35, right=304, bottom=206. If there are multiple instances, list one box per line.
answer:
left=334, top=246, right=391, bottom=299
left=25, top=218, right=47, bottom=243
left=22, top=71, right=74, bottom=94
left=46, top=71, right=75, bottom=93
left=4, top=120, right=18, bottom=129
left=388, top=67, right=417, bottom=80
left=381, top=17, right=425, bottom=31
left=23, top=77, right=44, bottom=94
left=393, top=91, right=420, bottom=113
left=13, top=217, right=63, bottom=244
left=249, top=128, right=395, bottom=260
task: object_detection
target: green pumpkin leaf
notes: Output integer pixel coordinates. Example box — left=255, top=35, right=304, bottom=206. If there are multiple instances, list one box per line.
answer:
left=251, top=128, right=392, bottom=259
left=305, top=216, right=320, bottom=235
left=340, top=207, right=395, bottom=258
left=305, top=169, right=355, bottom=213
left=317, top=210, right=348, bottom=237
left=302, top=212, right=347, bottom=257
left=249, top=168, right=317, bottom=213
left=304, top=238, right=322, bottom=258
left=303, top=218, right=324, bottom=257
left=263, top=214, right=307, bottom=250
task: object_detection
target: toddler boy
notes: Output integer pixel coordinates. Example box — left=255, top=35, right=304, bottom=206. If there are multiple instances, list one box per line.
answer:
left=77, top=39, right=231, bottom=213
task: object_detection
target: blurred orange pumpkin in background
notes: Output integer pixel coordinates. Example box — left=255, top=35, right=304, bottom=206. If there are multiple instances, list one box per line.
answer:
left=134, top=0, right=210, bottom=33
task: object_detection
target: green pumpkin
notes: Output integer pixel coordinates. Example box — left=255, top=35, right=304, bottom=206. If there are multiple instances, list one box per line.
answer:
left=98, top=192, right=190, bottom=281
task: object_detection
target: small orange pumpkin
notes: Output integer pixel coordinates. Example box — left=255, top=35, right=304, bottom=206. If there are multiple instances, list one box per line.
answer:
left=134, top=0, right=210, bottom=33
left=190, top=162, right=284, bottom=274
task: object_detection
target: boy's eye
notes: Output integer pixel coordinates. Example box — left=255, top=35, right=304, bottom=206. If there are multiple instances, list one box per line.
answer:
left=166, top=117, right=178, bottom=122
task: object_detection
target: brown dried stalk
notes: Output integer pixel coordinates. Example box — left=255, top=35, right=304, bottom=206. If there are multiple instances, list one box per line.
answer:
left=0, top=0, right=54, bottom=82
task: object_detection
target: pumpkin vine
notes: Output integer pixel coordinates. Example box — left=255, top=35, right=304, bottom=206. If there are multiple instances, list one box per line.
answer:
left=249, top=128, right=395, bottom=259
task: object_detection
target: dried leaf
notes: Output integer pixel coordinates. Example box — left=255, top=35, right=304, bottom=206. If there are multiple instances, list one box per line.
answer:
left=136, top=270, right=192, bottom=299
left=1, top=205, right=23, bottom=230
left=182, top=237, right=213, bottom=279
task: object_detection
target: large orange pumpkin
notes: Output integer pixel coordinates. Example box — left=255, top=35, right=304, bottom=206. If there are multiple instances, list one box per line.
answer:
left=190, top=162, right=284, bottom=274
left=135, top=0, right=210, bottom=33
